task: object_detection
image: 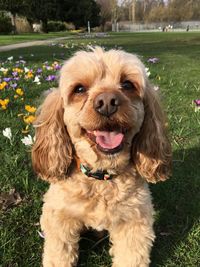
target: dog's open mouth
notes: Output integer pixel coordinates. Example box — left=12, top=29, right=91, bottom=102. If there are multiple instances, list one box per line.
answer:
left=86, top=129, right=124, bottom=154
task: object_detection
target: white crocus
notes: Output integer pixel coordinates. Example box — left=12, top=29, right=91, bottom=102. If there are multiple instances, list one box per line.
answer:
left=2, top=128, right=12, bottom=141
left=0, top=67, right=8, bottom=72
left=145, top=67, right=151, bottom=77
left=7, top=56, right=13, bottom=61
left=21, top=135, right=34, bottom=146
left=24, top=67, right=30, bottom=73
left=33, top=76, right=41, bottom=85
left=154, top=86, right=160, bottom=91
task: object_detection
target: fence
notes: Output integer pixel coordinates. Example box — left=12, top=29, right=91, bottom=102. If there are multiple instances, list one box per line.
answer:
left=118, top=21, right=200, bottom=32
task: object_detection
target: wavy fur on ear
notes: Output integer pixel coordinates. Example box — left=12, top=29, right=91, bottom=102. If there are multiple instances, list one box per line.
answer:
left=32, top=90, right=73, bottom=182
left=132, top=84, right=172, bottom=183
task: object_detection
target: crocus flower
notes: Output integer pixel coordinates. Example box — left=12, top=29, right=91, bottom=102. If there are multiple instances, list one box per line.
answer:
left=33, top=76, right=41, bottom=85
left=21, top=135, right=34, bottom=146
left=37, top=68, right=42, bottom=74
left=24, top=67, right=30, bottom=73
left=16, top=88, right=24, bottom=96
left=54, top=64, right=61, bottom=70
left=7, top=56, right=13, bottom=61
left=0, top=98, right=9, bottom=109
left=0, top=67, right=8, bottom=72
left=147, top=57, right=159, bottom=64
left=46, top=75, right=56, bottom=82
left=19, top=60, right=26, bottom=64
left=0, top=81, right=8, bottom=90
left=3, top=77, right=12, bottom=82
left=194, top=100, right=200, bottom=106
left=10, top=83, right=18, bottom=89
left=25, top=71, right=34, bottom=79
left=12, top=71, right=18, bottom=77
left=45, top=66, right=53, bottom=71
left=145, top=67, right=151, bottom=77
left=23, top=115, right=36, bottom=124
left=154, top=86, right=159, bottom=91
left=25, top=105, right=37, bottom=113
left=2, top=127, right=12, bottom=141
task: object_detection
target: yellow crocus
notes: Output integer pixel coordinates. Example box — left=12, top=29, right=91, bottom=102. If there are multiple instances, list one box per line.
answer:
left=0, top=81, right=8, bottom=90
left=25, top=105, right=37, bottom=113
left=16, top=88, right=24, bottom=96
left=23, top=115, right=36, bottom=124
left=0, top=98, right=9, bottom=109
left=25, top=71, right=34, bottom=79
left=13, top=68, right=23, bottom=73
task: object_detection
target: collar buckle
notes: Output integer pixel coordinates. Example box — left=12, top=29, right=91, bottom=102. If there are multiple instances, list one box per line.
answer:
left=80, top=164, right=112, bottom=181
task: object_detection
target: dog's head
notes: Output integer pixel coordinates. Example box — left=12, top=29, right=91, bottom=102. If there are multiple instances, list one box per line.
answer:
left=32, top=47, right=171, bottom=183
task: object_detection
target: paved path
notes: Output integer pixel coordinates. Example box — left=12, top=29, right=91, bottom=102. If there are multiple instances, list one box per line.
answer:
left=0, top=36, right=71, bottom=52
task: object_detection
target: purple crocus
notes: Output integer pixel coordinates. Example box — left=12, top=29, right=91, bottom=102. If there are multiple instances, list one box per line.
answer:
left=10, top=83, right=18, bottom=88
left=194, top=100, right=200, bottom=106
left=147, top=57, right=159, bottom=64
left=3, top=77, right=12, bottom=82
left=46, top=75, right=56, bottom=82
left=37, top=68, right=43, bottom=74
left=54, top=64, right=61, bottom=70
left=12, top=71, right=18, bottom=77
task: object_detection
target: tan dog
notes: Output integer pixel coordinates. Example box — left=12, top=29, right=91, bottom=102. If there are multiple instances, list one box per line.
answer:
left=32, top=47, right=171, bottom=267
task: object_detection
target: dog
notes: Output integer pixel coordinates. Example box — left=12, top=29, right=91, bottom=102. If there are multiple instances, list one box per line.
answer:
left=32, top=47, right=171, bottom=267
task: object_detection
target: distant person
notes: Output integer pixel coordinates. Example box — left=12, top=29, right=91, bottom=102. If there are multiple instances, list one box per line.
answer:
left=186, top=25, right=190, bottom=32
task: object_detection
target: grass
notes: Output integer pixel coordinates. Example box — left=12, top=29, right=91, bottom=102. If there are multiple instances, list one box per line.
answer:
left=0, top=32, right=200, bottom=267
left=0, top=31, right=72, bottom=46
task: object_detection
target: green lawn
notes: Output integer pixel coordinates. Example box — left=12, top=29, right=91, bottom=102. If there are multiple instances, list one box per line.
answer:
left=0, top=31, right=72, bottom=46
left=0, top=32, right=200, bottom=267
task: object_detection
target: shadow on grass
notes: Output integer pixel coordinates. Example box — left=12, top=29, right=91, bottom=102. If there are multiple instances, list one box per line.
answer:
left=151, top=146, right=200, bottom=266
left=77, top=147, right=200, bottom=267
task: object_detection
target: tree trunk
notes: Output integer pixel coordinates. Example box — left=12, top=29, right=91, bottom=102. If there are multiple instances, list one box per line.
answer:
left=42, top=19, right=48, bottom=33
left=11, top=13, right=17, bottom=34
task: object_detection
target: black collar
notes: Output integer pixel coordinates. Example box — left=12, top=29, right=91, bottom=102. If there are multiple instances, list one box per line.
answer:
left=80, top=163, right=112, bottom=180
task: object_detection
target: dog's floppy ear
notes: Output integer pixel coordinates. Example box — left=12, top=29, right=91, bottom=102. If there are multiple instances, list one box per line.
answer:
left=132, top=83, right=172, bottom=183
left=32, top=89, right=73, bottom=182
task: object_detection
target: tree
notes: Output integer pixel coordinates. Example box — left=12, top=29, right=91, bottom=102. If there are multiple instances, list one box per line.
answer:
left=56, top=0, right=100, bottom=29
left=0, top=0, right=57, bottom=32
left=0, top=0, right=29, bottom=33
left=0, top=0, right=100, bottom=33
left=96, top=0, right=112, bottom=31
left=26, top=0, right=57, bottom=32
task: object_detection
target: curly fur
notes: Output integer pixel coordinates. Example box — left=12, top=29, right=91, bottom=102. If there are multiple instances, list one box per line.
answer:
left=32, top=47, right=171, bottom=267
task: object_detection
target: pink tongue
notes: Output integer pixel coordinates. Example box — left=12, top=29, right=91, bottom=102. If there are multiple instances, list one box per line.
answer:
left=94, top=131, right=124, bottom=149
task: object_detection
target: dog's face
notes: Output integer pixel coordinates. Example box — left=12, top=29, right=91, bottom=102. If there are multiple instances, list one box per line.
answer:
left=32, top=47, right=171, bottom=182
left=60, top=48, right=146, bottom=170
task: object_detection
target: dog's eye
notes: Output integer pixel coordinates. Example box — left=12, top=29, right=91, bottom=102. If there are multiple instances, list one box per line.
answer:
left=121, top=80, right=136, bottom=91
left=74, top=84, right=86, bottom=94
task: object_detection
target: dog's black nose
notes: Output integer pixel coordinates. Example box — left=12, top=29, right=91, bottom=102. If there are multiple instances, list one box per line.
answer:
left=94, top=92, right=121, bottom=117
